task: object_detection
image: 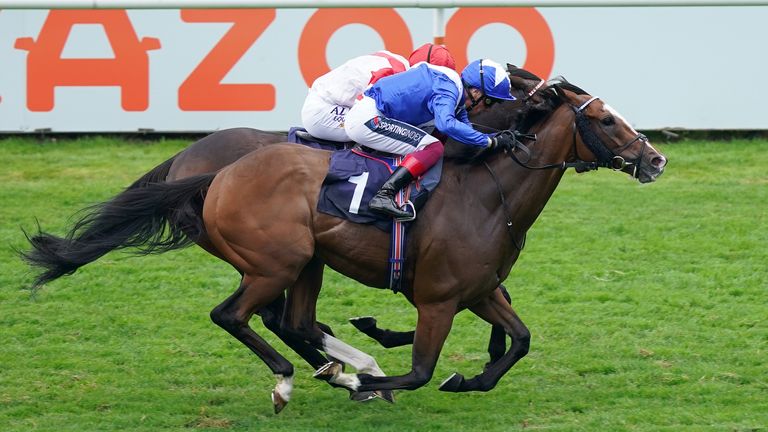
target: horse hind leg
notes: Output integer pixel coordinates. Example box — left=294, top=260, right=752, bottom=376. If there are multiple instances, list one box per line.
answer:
left=317, top=298, right=459, bottom=392
left=439, top=288, right=530, bottom=393
left=209, top=274, right=297, bottom=413
left=277, top=258, right=391, bottom=402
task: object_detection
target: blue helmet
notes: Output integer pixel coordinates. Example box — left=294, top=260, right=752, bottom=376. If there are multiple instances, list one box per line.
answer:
left=461, top=59, right=516, bottom=101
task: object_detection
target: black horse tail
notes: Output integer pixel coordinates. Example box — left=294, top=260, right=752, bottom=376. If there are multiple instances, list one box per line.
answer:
left=21, top=173, right=216, bottom=288
left=125, top=154, right=176, bottom=189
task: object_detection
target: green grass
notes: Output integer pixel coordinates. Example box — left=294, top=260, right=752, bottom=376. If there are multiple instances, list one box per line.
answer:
left=1, top=137, right=766, bottom=431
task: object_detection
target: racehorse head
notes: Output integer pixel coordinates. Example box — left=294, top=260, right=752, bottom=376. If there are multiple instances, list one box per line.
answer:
left=507, top=66, right=667, bottom=183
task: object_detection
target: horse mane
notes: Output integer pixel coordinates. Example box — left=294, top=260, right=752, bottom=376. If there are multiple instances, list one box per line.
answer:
left=516, top=76, right=589, bottom=134
left=507, top=65, right=542, bottom=82
left=446, top=68, right=589, bottom=160
left=550, top=76, right=589, bottom=96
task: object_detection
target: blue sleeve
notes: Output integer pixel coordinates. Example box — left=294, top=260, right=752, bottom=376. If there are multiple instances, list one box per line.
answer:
left=430, top=76, right=490, bottom=147
left=456, top=106, right=470, bottom=124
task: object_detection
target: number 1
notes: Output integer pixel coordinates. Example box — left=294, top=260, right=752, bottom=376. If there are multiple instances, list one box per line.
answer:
left=348, top=172, right=370, bottom=214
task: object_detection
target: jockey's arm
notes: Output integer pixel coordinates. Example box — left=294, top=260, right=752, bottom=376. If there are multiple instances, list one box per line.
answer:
left=432, top=94, right=491, bottom=147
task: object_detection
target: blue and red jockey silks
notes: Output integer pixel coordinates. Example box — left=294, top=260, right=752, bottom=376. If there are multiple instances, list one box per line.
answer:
left=363, top=63, right=490, bottom=147
left=363, top=115, right=428, bottom=147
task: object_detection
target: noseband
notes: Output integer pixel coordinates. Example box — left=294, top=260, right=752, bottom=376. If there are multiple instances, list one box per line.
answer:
left=571, top=96, right=649, bottom=178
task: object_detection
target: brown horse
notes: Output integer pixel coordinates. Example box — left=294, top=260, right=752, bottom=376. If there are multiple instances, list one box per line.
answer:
left=117, top=70, right=544, bottom=386
left=23, top=69, right=667, bottom=413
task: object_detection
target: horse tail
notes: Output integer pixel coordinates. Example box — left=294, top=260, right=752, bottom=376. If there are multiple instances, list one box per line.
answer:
left=21, top=173, right=216, bottom=288
left=125, top=154, right=176, bottom=189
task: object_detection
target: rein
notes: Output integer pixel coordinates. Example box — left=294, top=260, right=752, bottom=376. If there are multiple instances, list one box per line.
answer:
left=476, top=92, right=646, bottom=251
left=483, top=161, right=526, bottom=251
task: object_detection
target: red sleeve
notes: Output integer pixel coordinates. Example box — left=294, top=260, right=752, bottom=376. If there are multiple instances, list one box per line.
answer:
left=368, top=68, right=396, bottom=85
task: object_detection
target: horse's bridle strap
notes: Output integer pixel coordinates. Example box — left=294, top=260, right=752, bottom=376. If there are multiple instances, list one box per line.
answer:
left=525, top=79, right=546, bottom=99
left=576, top=96, right=600, bottom=112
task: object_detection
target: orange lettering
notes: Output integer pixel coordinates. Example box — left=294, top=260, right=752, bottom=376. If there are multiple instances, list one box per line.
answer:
left=298, top=9, right=412, bottom=87
left=179, top=9, right=275, bottom=111
left=445, top=8, right=555, bottom=79
left=14, top=10, right=160, bottom=112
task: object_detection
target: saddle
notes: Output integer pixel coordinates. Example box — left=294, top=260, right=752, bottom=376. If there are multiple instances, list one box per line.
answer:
left=288, top=127, right=442, bottom=229
left=290, top=127, right=441, bottom=292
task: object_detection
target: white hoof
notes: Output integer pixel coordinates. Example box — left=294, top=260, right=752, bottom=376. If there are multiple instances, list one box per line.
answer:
left=271, top=389, right=288, bottom=414
left=313, top=361, right=342, bottom=381
left=271, top=374, right=293, bottom=414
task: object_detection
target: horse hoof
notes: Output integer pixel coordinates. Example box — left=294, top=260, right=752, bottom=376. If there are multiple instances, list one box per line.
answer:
left=349, top=316, right=377, bottom=331
left=376, top=390, right=396, bottom=404
left=313, top=361, right=342, bottom=382
left=271, top=390, right=288, bottom=414
left=438, top=372, right=466, bottom=392
left=349, top=390, right=378, bottom=402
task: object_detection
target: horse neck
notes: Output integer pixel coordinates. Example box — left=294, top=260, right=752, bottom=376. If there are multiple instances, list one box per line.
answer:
left=487, top=105, right=576, bottom=236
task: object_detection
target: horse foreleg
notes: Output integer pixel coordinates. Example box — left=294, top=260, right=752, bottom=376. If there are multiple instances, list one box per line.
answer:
left=439, top=289, right=530, bottom=393
left=317, top=299, right=458, bottom=392
left=209, top=274, right=296, bottom=413
left=486, top=284, right=512, bottom=367
left=349, top=316, right=415, bottom=348
left=349, top=283, right=513, bottom=358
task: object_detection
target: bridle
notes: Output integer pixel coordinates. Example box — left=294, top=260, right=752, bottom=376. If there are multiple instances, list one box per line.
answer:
left=478, top=78, right=651, bottom=251
left=569, top=95, right=649, bottom=179
left=498, top=86, right=650, bottom=178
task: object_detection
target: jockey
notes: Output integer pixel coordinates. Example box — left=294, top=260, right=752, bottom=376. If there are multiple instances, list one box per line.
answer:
left=344, top=58, right=517, bottom=220
left=301, top=50, right=410, bottom=142
left=301, top=45, right=457, bottom=143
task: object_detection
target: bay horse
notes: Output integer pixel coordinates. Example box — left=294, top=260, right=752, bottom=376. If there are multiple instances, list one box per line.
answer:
left=23, top=68, right=667, bottom=413
left=107, top=68, right=544, bottom=391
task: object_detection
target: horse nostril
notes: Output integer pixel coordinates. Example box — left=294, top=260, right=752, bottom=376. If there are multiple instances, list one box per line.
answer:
left=652, top=156, right=667, bottom=168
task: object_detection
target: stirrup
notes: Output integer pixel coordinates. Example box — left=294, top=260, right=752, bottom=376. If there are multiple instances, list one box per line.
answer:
left=394, top=201, right=416, bottom=222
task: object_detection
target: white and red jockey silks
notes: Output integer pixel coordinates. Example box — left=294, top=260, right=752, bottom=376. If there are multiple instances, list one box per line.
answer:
left=311, top=50, right=409, bottom=107
left=301, top=50, right=409, bottom=142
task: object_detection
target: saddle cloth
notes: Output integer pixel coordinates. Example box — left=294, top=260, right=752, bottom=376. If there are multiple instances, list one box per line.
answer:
left=290, top=127, right=442, bottom=292
left=317, top=149, right=442, bottom=231
left=288, top=126, right=442, bottom=230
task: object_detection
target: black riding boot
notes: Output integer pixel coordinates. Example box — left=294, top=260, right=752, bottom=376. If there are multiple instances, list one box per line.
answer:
left=368, top=166, right=414, bottom=219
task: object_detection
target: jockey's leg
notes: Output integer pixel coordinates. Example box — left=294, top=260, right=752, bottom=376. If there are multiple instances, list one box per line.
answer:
left=300, top=90, right=351, bottom=142
left=345, top=95, right=444, bottom=219
left=368, top=142, right=444, bottom=219
left=368, top=166, right=414, bottom=219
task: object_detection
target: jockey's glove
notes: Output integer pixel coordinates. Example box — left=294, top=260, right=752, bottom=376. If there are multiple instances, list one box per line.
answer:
left=488, top=132, right=516, bottom=152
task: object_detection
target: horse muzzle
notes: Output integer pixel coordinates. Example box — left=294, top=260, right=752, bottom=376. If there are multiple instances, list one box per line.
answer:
left=635, top=152, right=667, bottom=183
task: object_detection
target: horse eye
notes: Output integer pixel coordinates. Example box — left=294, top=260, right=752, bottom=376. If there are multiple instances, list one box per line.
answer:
left=601, top=116, right=616, bottom=126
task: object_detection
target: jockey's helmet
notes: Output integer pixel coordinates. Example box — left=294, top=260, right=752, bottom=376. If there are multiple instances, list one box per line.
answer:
left=408, top=43, right=456, bottom=71
left=460, top=59, right=516, bottom=101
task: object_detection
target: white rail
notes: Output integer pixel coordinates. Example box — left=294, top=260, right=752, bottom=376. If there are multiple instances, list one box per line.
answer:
left=1, top=0, right=767, bottom=9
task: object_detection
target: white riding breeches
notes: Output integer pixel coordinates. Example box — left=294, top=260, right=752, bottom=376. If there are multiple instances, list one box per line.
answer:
left=344, top=96, right=440, bottom=155
left=301, top=90, right=352, bottom=142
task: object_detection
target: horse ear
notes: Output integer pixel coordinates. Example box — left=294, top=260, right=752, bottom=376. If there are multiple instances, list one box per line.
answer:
left=506, top=63, right=518, bottom=72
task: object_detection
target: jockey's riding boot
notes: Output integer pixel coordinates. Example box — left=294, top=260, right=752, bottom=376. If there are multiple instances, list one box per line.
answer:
left=368, top=166, right=414, bottom=219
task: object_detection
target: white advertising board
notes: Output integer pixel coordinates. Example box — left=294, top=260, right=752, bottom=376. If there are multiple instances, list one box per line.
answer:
left=0, top=6, right=766, bottom=132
